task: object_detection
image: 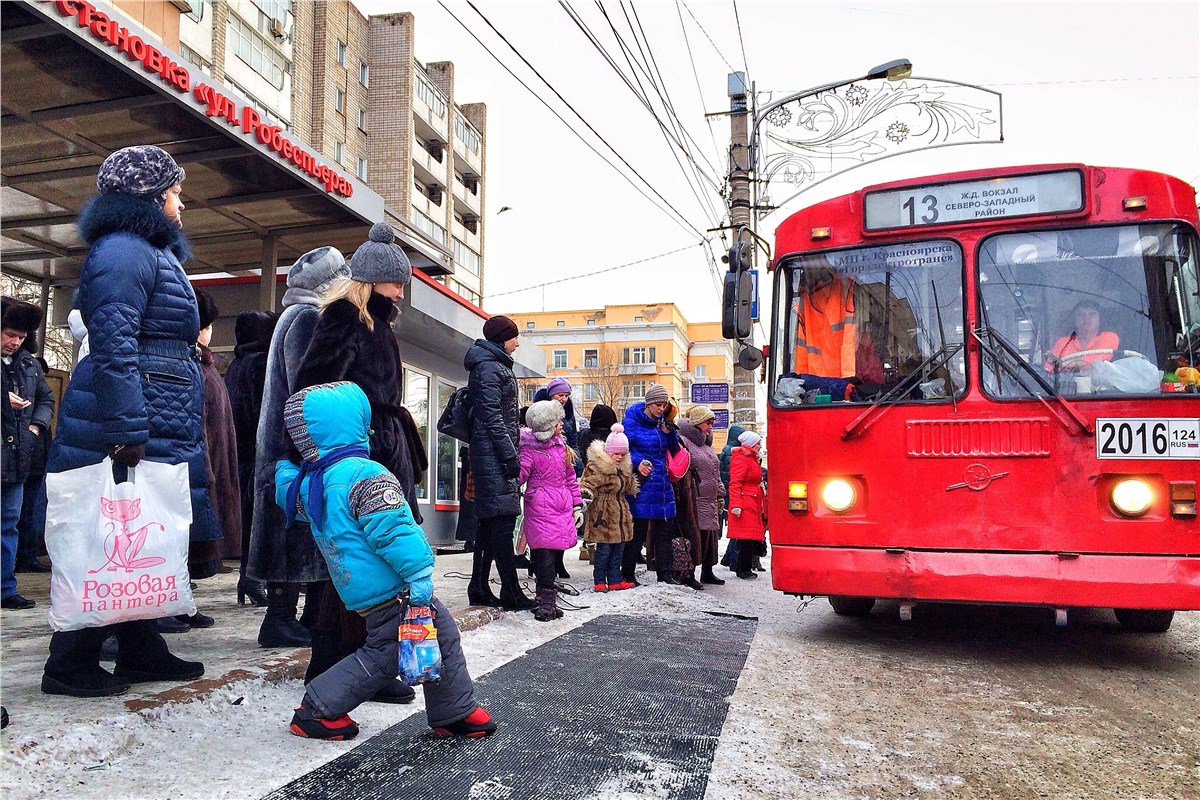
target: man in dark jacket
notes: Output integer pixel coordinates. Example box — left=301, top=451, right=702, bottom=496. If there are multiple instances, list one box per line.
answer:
left=464, top=316, right=536, bottom=610
left=2, top=297, right=54, bottom=610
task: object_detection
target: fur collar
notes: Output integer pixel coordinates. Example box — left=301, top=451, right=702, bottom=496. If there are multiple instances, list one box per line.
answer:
left=677, top=417, right=710, bottom=447
left=585, top=440, right=632, bottom=475
left=77, top=193, right=191, bottom=261
left=367, top=290, right=399, bottom=324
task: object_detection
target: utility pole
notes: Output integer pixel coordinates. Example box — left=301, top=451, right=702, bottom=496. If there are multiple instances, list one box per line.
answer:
left=727, top=71, right=757, bottom=433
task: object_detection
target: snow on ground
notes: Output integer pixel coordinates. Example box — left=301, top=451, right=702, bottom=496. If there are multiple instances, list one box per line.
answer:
left=2, top=561, right=767, bottom=800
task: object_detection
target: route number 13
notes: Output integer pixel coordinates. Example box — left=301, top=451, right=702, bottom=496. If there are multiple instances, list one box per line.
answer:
left=902, top=194, right=939, bottom=225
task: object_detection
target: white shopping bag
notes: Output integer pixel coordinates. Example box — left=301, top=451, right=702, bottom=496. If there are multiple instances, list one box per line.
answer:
left=45, top=458, right=196, bottom=631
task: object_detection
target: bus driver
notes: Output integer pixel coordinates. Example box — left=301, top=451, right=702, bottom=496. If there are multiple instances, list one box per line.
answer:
left=1044, top=299, right=1119, bottom=373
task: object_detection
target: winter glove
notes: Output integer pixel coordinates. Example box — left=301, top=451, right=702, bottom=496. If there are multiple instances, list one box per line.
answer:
left=109, top=443, right=146, bottom=468
left=503, top=456, right=520, bottom=480
left=730, top=507, right=742, bottom=517
left=573, top=506, right=584, bottom=529
left=407, top=568, right=434, bottom=606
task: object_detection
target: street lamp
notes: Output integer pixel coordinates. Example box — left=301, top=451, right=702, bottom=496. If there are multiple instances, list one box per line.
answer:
left=749, top=58, right=913, bottom=170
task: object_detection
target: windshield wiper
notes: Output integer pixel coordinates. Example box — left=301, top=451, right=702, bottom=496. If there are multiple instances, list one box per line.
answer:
left=972, top=324, right=1092, bottom=436
left=842, top=342, right=963, bottom=441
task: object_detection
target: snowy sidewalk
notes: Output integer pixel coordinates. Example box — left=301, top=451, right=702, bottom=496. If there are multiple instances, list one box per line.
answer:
left=1, top=548, right=764, bottom=799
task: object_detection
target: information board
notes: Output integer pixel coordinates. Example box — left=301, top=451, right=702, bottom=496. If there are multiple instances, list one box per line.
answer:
left=713, top=409, right=729, bottom=429
left=864, top=169, right=1084, bottom=230
left=691, top=383, right=730, bottom=404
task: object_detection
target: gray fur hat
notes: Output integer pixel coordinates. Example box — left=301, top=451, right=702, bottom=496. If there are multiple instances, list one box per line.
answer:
left=350, top=223, right=412, bottom=285
left=287, top=246, right=350, bottom=294
left=526, top=400, right=565, bottom=441
left=95, top=145, right=186, bottom=206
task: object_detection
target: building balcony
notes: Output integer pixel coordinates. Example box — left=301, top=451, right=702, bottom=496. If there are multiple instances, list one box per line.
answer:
left=452, top=176, right=481, bottom=216
left=452, top=134, right=482, bottom=176
left=452, top=217, right=481, bottom=250
left=617, top=363, right=657, bottom=375
left=411, top=135, right=447, bottom=189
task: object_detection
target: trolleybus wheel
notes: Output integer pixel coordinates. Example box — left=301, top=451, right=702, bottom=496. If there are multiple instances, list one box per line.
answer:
left=828, top=596, right=875, bottom=617
left=1113, top=608, right=1174, bottom=633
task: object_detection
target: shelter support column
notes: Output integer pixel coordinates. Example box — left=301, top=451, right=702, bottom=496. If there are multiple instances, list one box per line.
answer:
left=259, top=234, right=278, bottom=311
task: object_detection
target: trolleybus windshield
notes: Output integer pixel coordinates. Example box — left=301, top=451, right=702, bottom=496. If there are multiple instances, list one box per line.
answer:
left=977, top=223, right=1200, bottom=399
left=772, top=240, right=966, bottom=407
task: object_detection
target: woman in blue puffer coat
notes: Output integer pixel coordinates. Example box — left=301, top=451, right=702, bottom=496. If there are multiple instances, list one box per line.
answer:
left=42, top=146, right=211, bottom=698
left=620, top=384, right=680, bottom=585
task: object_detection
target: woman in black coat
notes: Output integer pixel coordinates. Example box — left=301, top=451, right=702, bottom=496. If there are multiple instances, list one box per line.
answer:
left=292, top=223, right=425, bottom=695
left=464, top=316, right=535, bottom=610
left=577, top=404, right=617, bottom=471
left=223, top=310, right=276, bottom=605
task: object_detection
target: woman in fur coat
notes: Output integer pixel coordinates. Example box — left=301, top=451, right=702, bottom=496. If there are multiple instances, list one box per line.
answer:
left=578, top=424, right=637, bottom=592
left=292, top=223, right=424, bottom=696
left=726, top=430, right=766, bottom=579
left=677, top=406, right=724, bottom=586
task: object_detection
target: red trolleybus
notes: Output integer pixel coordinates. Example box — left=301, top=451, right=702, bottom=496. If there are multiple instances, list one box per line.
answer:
left=759, top=164, right=1199, bottom=631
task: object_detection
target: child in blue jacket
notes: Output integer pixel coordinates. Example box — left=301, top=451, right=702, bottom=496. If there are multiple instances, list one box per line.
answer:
left=276, top=381, right=495, bottom=740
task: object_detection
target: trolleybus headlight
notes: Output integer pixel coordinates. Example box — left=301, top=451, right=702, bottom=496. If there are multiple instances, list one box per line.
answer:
left=1111, top=479, right=1153, bottom=517
left=788, top=481, right=809, bottom=512
left=821, top=479, right=857, bottom=513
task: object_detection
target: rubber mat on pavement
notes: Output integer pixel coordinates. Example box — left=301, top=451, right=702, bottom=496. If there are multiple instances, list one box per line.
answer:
left=266, top=611, right=757, bottom=800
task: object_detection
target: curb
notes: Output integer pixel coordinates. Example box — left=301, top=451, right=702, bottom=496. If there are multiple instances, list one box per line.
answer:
left=122, top=604, right=503, bottom=713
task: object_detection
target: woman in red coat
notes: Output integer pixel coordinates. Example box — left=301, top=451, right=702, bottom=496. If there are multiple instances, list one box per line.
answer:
left=726, top=430, right=765, bottom=579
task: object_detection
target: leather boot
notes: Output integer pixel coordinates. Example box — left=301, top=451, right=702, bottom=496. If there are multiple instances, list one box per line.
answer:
left=493, top=527, right=536, bottom=610
left=700, top=565, right=726, bottom=585
left=467, top=538, right=501, bottom=607
left=679, top=568, right=704, bottom=590
left=657, top=569, right=680, bottom=585
left=258, top=583, right=312, bottom=647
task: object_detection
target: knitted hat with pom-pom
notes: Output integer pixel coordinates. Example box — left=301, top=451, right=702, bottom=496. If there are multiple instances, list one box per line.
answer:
left=349, top=222, right=412, bottom=285
left=604, top=423, right=630, bottom=455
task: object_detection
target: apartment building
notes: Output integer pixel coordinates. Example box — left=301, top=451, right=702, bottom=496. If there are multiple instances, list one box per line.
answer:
left=176, top=0, right=486, bottom=303
left=510, top=305, right=739, bottom=448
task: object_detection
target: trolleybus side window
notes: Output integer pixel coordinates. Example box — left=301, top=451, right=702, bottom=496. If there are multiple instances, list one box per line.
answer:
left=772, top=240, right=966, bottom=407
left=977, top=223, right=1199, bottom=399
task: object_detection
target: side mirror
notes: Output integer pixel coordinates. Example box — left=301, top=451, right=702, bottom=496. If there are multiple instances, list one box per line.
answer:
left=738, top=345, right=763, bottom=370
left=722, top=270, right=753, bottom=339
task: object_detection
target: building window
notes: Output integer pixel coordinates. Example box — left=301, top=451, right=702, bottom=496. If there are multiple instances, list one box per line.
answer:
left=227, top=14, right=288, bottom=89
left=358, top=61, right=370, bottom=87
left=416, top=73, right=447, bottom=117
left=452, top=282, right=481, bottom=305
left=185, top=2, right=207, bottom=23
left=583, top=349, right=598, bottom=368
left=436, top=381, right=460, bottom=502
left=180, top=43, right=212, bottom=74
left=526, top=322, right=535, bottom=330
left=556, top=321, right=565, bottom=328
left=403, top=369, right=430, bottom=501
left=356, top=157, right=367, bottom=181
left=336, top=40, right=347, bottom=66
left=623, top=381, right=646, bottom=399
left=335, top=88, right=346, bottom=114
left=357, top=108, right=367, bottom=132
left=414, top=210, right=447, bottom=245
left=455, top=116, right=481, bottom=154
left=586, top=319, right=596, bottom=326
left=251, top=0, right=290, bottom=22
left=552, top=350, right=568, bottom=370
left=622, top=346, right=655, bottom=365
left=695, top=364, right=707, bottom=378
left=334, top=140, right=344, bottom=164
left=584, top=383, right=598, bottom=401
left=452, top=238, right=481, bottom=276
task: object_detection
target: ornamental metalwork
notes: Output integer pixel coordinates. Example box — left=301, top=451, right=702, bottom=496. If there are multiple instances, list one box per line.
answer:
left=757, top=79, right=1003, bottom=216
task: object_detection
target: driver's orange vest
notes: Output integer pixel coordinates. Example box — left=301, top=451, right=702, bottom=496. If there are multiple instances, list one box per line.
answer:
left=793, top=276, right=857, bottom=378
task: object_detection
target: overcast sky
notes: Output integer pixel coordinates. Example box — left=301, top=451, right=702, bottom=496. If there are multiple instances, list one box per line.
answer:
left=355, top=1, right=1199, bottom=327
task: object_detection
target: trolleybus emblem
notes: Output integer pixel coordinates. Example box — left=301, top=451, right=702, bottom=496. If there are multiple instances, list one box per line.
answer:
left=946, top=463, right=1010, bottom=492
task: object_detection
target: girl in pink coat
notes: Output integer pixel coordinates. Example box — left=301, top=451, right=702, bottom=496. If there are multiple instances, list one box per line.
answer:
left=519, top=400, right=582, bottom=621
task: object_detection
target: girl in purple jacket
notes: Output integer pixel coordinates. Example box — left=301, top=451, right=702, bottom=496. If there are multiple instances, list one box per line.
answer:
left=519, top=400, right=582, bottom=622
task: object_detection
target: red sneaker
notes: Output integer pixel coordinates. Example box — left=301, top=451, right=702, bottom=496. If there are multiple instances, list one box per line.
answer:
left=431, top=705, right=497, bottom=738
left=289, top=706, right=359, bottom=740
left=593, top=583, right=609, bottom=593
left=611, top=581, right=635, bottom=591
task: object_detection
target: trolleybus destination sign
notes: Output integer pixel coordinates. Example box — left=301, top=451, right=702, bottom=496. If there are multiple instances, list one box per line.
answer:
left=863, top=169, right=1084, bottom=230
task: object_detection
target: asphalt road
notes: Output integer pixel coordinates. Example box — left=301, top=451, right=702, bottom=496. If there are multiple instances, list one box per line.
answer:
left=706, top=587, right=1199, bottom=800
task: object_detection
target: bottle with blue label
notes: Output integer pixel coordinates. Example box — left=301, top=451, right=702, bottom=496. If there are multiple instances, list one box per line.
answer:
left=398, top=593, right=442, bottom=685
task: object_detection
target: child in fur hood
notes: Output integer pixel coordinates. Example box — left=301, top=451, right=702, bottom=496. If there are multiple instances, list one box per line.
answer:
left=519, top=400, right=582, bottom=622
left=579, top=424, right=638, bottom=592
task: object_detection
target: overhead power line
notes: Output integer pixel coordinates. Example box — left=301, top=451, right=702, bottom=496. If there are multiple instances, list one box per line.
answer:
left=675, top=0, right=727, bottom=173
left=731, top=0, right=751, bottom=82
left=438, top=0, right=707, bottom=241
left=679, top=0, right=736, bottom=72
left=487, top=243, right=702, bottom=299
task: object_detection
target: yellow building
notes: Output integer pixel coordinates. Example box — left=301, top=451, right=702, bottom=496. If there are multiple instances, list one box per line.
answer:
left=510, top=304, right=738, bottom=450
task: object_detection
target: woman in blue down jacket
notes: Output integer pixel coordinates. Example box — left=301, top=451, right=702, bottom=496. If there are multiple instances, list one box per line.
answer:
left=42, top=145, right=210, bottom=698
left=620, top=384, right=680, bottom=585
